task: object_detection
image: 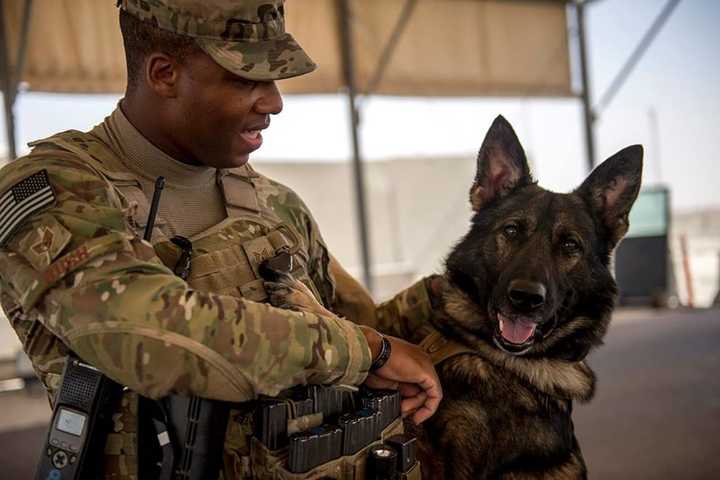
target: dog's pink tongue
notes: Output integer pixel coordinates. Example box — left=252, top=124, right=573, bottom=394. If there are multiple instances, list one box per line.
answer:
left=499, top=315, right=536, bottom=344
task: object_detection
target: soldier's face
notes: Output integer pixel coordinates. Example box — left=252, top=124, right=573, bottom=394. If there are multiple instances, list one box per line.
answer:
left=172, top=52, right=283, bottom=168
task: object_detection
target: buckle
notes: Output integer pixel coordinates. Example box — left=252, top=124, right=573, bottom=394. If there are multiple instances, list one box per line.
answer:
left=268, top=224, right=302, bottom=255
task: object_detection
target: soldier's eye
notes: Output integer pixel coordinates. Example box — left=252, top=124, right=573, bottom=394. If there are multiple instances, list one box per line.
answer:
left=232, top=77, right=258, bottom=89
left=562, top=239, right=581, bottom=254
left=503, top=224, right=519, bottom=238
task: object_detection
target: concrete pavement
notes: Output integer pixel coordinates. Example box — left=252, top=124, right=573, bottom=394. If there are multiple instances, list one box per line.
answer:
left=575, top=308, right=720, bottom=479
left=0, top=307, right=717, bottom=479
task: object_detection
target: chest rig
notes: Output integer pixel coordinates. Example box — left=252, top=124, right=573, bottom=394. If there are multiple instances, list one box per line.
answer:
left=32, top=130, right=326, bottom=305
left=27, top=130, right=332, bottom=479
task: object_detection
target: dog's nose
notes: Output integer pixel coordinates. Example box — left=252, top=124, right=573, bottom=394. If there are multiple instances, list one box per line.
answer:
left=508, top=279, right=546, bottom=311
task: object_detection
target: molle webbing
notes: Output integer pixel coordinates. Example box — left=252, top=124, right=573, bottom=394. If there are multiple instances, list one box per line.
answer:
left=24, top=130, right=329, bottom=480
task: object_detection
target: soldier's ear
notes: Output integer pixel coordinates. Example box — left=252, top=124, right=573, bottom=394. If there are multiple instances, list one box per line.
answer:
left=145, top=52, right=180, bottom=98
left=470, top=115, right=533, bottom=211
left=576, top=145, right=644, bottom=249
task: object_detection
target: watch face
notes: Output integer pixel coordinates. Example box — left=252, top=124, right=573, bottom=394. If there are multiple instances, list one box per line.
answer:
left=56, top=408, right=86, bottom=437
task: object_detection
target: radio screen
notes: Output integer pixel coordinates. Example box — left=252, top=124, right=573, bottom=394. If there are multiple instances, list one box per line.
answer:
left=57, top=408, right=86, bottom=437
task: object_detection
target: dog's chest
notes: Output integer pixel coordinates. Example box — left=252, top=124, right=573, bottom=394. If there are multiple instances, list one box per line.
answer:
left=430, top=354, right=577, bottom=473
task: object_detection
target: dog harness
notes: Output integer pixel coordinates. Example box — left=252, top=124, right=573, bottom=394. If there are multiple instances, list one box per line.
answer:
left=418, top=329, right=476, bottom=365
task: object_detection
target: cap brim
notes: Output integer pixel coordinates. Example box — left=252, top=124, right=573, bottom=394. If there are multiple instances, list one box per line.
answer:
left=196, top=33, right=317, bottom=81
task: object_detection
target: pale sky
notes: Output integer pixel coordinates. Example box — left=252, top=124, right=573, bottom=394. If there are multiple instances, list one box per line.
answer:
left=2, top=0, right=718, bottom=211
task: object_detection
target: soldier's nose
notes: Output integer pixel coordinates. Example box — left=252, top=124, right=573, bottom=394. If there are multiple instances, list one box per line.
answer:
left=508, top=279, right=546, bottom=311
left=255, top=81, right=283, bottom=115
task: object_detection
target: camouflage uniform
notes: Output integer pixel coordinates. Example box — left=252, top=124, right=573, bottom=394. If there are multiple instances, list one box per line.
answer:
left=117, top=0, right=316, bottom=81
left=0, top=2, right=439, bottom=478
left=376, top=276, right=445, bottom=345
left=0, top=123, right=377, bottom=477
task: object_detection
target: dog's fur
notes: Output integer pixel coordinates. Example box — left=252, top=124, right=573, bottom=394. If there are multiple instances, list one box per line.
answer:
left=409, top=116, right=641, bottom=479
left=267, top=116, right=643, bottom=479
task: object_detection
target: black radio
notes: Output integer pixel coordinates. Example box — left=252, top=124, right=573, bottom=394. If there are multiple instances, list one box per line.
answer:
left=35, top=354, right=123, bottom=480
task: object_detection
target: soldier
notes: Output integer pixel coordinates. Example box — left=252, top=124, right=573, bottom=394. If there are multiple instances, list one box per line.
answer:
left=0, top=1, right=441, bottom=478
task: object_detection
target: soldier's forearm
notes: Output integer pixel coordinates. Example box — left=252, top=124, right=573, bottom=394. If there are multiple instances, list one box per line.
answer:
left=375, top=276, right=441, bottom=344
left=328, top=252, right=442, bottom=343
left=0, top=161, right=374, bottom=402
left=37, top=255, right=372, bottom=401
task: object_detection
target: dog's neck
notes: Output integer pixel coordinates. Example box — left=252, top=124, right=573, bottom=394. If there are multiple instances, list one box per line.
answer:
left=429, top=284, right=597, bottom=402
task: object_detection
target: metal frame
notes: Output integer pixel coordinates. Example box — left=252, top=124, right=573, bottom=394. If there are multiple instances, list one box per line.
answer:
left=595, top=0, right=682, bottom=114
left=575, top=1, right=596, bottom=172
left=574, top=0, right=682, bottom=171
left=0, top=0, right=33, bottom=161
left=336, top=0, right=421, bottom=292
left=0, top=0, right=683, bottom=296
left=337, top=0, right=374, bottom=291
left=362, top=0, right=418, bottom=98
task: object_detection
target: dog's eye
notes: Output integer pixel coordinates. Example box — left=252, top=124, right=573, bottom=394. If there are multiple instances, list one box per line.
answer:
left=503, top=224, right=519, bottom=238
left=562, top=239, right=581, bottom=254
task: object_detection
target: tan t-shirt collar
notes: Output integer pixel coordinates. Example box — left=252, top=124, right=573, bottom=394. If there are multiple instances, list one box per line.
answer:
left=99, top=106, right=217, bottom=189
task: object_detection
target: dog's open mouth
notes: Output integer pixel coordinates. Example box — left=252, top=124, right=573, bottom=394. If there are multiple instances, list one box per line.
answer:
left=493, top=313, right=538, bottom=355
left=498, top=314, right=536, bottom=344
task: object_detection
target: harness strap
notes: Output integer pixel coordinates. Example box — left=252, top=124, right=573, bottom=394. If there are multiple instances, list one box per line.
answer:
left=267, top=225, right=301, bottom=255
left=418, top=329, right=476, bottom=366
left=218, top=169, right=261, bottom=215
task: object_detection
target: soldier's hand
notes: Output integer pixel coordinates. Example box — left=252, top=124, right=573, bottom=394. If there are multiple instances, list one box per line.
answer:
left=360, top=327, right=442, bottom=425
left=265, top=274, right=443, bottom=423
left=265, top=273, right=334, bottom=318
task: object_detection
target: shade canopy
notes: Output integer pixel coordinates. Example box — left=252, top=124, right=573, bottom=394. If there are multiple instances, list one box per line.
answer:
left=1, top=0, right=575, bottom=292
left=3, top=0, right=572, bottom=97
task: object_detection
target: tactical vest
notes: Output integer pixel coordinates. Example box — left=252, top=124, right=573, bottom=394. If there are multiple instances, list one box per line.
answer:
left=25, top=130, right=333, bottom=479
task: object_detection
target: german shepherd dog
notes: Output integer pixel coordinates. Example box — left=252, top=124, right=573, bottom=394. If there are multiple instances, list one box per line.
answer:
left=267, top=116, right=643, bottom=479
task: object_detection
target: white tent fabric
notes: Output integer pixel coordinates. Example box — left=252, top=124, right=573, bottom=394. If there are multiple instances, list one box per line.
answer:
left=4, top=0, right=572, bottom=97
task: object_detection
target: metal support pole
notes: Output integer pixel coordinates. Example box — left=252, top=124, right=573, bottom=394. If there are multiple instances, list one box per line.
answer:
left=363, top=0, right=418, bottom=97
left=713, top=251, right=720, bottom=308
left=575, top=1, right=595, bottom=172
left=596, top=0, right=681, bottom=114
left=0, top=0, right=17, bottom=160
left=12, top=0, right=33, bottom=106
left=337, top=0, right=373, bottom=292
left=680, top=234, right=694, bottom=308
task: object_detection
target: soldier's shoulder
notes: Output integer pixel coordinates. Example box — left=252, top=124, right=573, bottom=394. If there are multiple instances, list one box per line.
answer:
left=249, top=166, right=312, bottom=215
left=0, top=153, right=75, bottom=193
left=2, top=150, right=90, bottom=188
left=0, top=132, right=117, bottom=202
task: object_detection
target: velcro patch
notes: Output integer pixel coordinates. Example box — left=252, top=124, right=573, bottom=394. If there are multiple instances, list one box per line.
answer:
left=43, top=245, right=90, bottom=285
left=0, top=170, right=56, bottom=246
left=11, top=216, right=72, bottom=271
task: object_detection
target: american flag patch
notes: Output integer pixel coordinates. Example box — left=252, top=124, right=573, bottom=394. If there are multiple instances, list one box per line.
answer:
left=0, top=170, right=56, bottom=246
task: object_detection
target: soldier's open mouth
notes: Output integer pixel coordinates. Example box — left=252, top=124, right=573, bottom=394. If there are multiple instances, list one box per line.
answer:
left=240, top=129, right=263, bottom=149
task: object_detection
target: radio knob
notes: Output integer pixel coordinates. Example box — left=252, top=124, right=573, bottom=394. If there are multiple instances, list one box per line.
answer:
left=52, top=451, right=69, bottom=469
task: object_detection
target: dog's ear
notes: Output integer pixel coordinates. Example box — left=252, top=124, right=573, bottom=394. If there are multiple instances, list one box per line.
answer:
left=576, top=145, right=644, bottom=249
left=470, top=115, right=533, bottom=211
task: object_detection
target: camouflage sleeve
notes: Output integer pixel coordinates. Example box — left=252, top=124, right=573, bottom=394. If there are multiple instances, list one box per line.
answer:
left=375, top=275, right=446, bottom=344
left=327, top=254, right=377, bottom=328
left=326, top=252, right=445, bottom=345
left=277, top=187, right=336, bottom=308
left=0, top=156, right=371, bottom=402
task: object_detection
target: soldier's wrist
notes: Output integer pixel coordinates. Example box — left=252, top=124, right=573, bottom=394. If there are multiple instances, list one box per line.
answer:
left=359, top=326, right=383, bottom=362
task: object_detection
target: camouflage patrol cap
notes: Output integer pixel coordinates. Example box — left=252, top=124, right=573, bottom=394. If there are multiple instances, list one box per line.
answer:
left=117, top=0, right=316, bottom=81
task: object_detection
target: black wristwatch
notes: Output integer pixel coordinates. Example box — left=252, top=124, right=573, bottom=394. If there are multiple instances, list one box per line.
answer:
left=370, top=335, right=392, bottom=372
